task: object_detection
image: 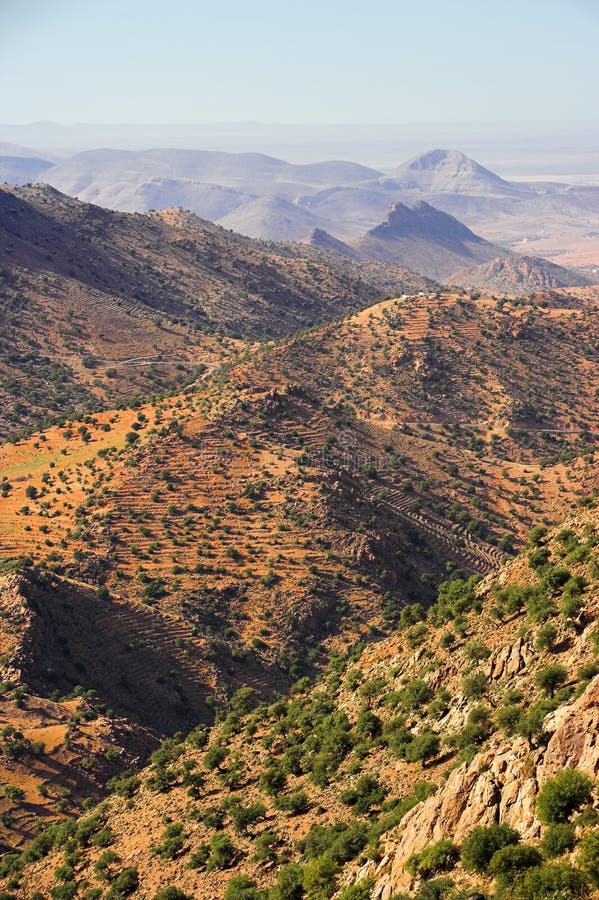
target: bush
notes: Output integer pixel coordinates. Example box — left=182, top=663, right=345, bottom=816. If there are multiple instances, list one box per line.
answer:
left=400, top=679, right=433, bottom=710
left=536, top=665, right=568, bottom=698
left=206, top=833, right=236, bottom=871
left=302, top=853, right=339, bottom=899
left=462, top=671, right=487, bottom=700
left=340, top=774, right=386, bottom=815
left=488, top=843, right=542, bottom=882
left=223, top=875, right=259, bottom=900
left=404, top=732, right=440, bottom=767
left=338, top=878, right=375, bottom=900
left=536, top=769, right=594, bottom=824
left=268, top=862, right=304, bottom=900
left=511, top=861, right=589, bottom=899
left=497, top=704, right=524, bottom=735
left=406, top=839, right=458, bottom=878
left=539, top=823, right=576, bottom=858
left=535, top=624, right=558, bottom=652
left=105, top=868, right=139, bottom=898
left=577, top=830, right=599, bottom=886
left=461, top=823, right=520, bottom=873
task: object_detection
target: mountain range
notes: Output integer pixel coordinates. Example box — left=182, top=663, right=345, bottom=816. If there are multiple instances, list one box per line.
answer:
left=2, top=144, right=598, bottom=274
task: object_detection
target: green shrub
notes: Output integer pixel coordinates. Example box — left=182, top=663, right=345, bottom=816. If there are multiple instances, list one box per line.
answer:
left=461, top=823, right=520, bottom=873
left=535, top=624, right=558, bottom=652
left=539, top=823, right=576, bottom=858
left=488, top=843, right=542, bottom=882
left=268, top=862, right=304, bottom=900
left=577, top=829, right=599, bottom=886
left=152, top=890, right=192, bottom=900
left=536, top=769, right=594, bottom=824
left=223, top=875, right=259, bottom=900
left=462, top=671, right=487, bottom=699
left=406, top=839, right=458, bottom=878
left=206, top=832, right=236, bottom=871
left=340, top=774, right=387, bottom=815
left=536, top=665, right=568, bottom=698
left=511, top=861, right=589, bottom=899
left=404, top=732, right=440, bottom=767
left=105, top=867, right=139, bottom=898
left=337, top=878, right=375, bottom=900
left=302, top=853, right=339, bottom=899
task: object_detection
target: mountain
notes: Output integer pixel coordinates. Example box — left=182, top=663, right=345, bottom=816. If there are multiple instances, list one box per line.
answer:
left=0, top=284, right=598, bottom=854
left=44, top=148, right=381, bottom=210
left=347, top=200, right=588, bottom=289
left=350, top=200, right=502, bottom=279
left=390, top=148, right=529, bottom=198
left=217, top=195, right=324, bottom=241
left=449, top=254, right=591, bottom=294
left=301, top=227, right=359, bottom=258
left=5, top=506, right=599, bottom=899
left=0, top=184, right=433, bottom=437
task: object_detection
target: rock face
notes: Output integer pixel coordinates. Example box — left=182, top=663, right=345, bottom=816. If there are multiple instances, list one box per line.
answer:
left=365, top=675, right=599, bottom=897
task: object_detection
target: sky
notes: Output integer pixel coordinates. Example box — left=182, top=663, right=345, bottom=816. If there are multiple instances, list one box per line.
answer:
left=0, top=0, right=598, bottom=125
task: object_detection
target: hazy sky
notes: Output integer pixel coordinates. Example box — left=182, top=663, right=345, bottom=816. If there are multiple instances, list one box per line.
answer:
left=1, top=0, right=598, bottom=125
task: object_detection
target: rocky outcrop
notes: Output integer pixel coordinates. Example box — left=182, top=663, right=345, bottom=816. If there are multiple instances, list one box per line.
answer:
left=363, top=675, right=599, bottom=897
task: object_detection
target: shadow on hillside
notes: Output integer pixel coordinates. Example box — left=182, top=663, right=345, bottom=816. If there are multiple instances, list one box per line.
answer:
left=20, top=575, right=215, bottom=735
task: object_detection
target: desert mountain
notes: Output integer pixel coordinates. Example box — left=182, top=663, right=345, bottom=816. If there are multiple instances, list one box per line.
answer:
left=350, top=201, right=504, bottom=280
left=0, top=184, right=433, bottom=437
left=44, top=148, right=381, bottom=214
left=346, top=200, right=587, bottom=289
left=449, top=254, right=590, bottom=294
left=217, top=195, right=324, bottom=241
left=301, top=228, right=359, bottom=259
left=390, top=148, right=530, bottom=197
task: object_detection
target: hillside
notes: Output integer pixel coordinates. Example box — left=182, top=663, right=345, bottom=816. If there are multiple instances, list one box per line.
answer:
left=448, top=255, right=590, bottom=294
left=0, top=184, right=432, bottom=437
left=390, top=149, right=529, bottom=198
left=0, top=286, right=598, bottom=871
left=5, top=508, right=599, bottom=899
left=348, top=201, right=585, bottom=289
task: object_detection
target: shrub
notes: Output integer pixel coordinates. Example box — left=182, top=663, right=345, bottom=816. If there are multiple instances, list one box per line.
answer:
left=462, top=671, right=487, bottom=700
left=577, top=829, right=599, bottom=886
left=340, top=774, right=386, bottom=815
left=206, top=833, right=236, bottom=871
left=536, top=665, right=568, bottom=698
left=488, top=843, right=542, bottom=882
left=511, top=861, right=589, bottom=899
left=400, top=679, right=433, bottom=710
left=406, top=839, right=458, bottom=878
left=268, top=863, right=304, bottom=900
left=404, top=732, right=440, bottom=767
left=461, top=823, right=520, bottom=873
left=338, top=878, right=375, bottom=900
left=151, top=823, right=185, bottom=859
left=303, top=853, right=339, bottom=899
left=536, top=769, right=594, bottom=824
left=497, top=704, right=523, bottom=735
left=535, top=624, right=558, bottom=652
left=539, top=823, right=576, bottom=858
left=223, top=875, right=259, bottom=900
left=105, top=867, right=139, bottom=898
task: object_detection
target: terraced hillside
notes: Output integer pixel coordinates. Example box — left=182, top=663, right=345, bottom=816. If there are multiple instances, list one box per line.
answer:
left=0, top=286, right=598, bottom=866
left=0, top=185, right=434, bottom=437
left=5, top=509, right=599, bottom=899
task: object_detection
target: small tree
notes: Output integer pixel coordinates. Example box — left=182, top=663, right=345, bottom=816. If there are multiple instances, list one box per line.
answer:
left=536, top=769, right=594, bottom=824
left=461, top=823, right=520, bottom=873
left=536, top=665, right=567, bottom=698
